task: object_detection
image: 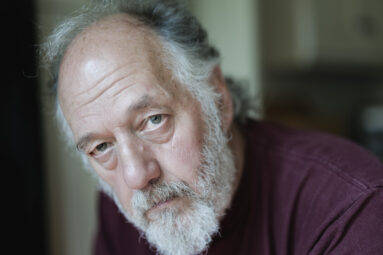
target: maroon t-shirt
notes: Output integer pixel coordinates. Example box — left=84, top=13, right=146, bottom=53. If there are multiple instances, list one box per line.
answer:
left=93, top=121, right=383, bottom=255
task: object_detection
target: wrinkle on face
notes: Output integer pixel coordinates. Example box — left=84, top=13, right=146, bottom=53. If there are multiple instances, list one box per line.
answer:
left=77, top=61, right=134, bottom=102
left=58, top=14, right=172, bottom=130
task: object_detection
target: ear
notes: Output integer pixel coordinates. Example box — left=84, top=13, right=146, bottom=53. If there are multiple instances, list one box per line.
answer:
left=209, top=65, right=233, bottom=133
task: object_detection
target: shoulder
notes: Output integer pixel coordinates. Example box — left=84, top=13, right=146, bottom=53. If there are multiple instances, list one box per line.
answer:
left=242, top=120, right=383, bottom=254
left=244, top=120, right=383, bottom=190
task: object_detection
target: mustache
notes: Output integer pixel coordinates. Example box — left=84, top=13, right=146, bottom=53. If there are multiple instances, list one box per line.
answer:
left=131, top=181, right=196, bottom=212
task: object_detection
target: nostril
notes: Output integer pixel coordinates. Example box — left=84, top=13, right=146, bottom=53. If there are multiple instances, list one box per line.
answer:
left=148, top=178, right=160, bottom=186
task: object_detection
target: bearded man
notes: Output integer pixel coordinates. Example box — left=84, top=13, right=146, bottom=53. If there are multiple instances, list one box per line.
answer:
left=41, top=0, right=383, bottom=255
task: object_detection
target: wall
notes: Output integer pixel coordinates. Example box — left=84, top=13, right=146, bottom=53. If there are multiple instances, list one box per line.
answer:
left=189, top=0, right=262, bottom=110
left=37, top=1, right=97, bottom=255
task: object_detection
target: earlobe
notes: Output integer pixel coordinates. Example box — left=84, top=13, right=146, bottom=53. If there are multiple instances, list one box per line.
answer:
left=209, top=66, right=233, bottom=133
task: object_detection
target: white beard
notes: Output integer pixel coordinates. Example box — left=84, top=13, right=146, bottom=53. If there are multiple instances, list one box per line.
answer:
left=128, top=181, right=220, bottom=255
left=143, top=201, right=219, bottom=255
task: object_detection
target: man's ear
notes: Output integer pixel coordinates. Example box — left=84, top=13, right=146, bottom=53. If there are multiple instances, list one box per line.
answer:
left=209, top=65, right=233, bottom=133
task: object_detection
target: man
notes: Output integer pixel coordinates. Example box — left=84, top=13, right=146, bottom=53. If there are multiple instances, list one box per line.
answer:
left=41, top=0, right=383, bottom=254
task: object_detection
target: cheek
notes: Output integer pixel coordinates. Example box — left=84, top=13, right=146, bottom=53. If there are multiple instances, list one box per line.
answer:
left=174, top=137, right=201, bottom=164
left=113, top=179, right=135, bottom=213
left=161, top=129, right=203, bottom=182
left=91, top=161, right=135, bottom=212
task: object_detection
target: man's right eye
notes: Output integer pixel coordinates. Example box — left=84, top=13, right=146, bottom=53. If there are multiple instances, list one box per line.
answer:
left=90, top=142, right=111, bottom=157
left=90, top=142, right=112, bottom=157
left=95, top=142, right=109, bottom=152
left=89, top=142, right=116, bottom=169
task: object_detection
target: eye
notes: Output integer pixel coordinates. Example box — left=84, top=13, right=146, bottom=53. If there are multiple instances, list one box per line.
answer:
left=140, top=114, right=168, bottom=134
left=149, top=114, right=162, bottom=125
left=139, top=114, right=172, bottom=143
left=95, top=142, right=109, bottom=152
left=90, top=142, right=112, bottom=157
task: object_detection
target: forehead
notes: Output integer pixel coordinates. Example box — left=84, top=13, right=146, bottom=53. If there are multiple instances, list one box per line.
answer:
left=58, top=14, right=168, bottom=98
left=57, top=14, right=186, bottom=129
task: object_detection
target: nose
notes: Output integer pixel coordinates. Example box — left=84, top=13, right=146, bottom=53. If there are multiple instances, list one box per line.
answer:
left=118, top=139, right=161, bottom=190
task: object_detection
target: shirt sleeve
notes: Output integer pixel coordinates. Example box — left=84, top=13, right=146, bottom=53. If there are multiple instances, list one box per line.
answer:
left=310, top=188, right=383, bottom=255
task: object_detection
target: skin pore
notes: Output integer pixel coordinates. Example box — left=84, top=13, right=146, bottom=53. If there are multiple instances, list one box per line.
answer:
left=57, top=13, right=245, bottom=255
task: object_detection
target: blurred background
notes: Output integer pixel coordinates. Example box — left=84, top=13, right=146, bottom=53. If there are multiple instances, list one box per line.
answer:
left=5, top=0, right=382, bottom=254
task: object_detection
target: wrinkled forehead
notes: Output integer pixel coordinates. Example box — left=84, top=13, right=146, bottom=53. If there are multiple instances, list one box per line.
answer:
left=61, top=13, right=162, bottom=65
left=57, top=14, right=170, bottom=103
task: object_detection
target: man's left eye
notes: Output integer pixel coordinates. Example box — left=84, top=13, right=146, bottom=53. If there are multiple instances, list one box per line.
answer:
left=140, top=114, right=168, bottom=133
left=149, top=114, right=162, bottom=125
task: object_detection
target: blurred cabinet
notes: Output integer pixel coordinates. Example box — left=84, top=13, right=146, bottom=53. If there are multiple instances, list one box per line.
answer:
left=260, top=0, right=383, bottom=70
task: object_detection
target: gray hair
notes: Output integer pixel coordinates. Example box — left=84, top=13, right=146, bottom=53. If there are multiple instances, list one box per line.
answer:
left=41, top=0, right=254, bottom=145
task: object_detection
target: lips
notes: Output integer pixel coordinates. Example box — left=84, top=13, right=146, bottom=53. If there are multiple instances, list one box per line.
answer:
left=137, top=181, right=194, bottom=219
left=144, top=196, right=178, bottom=221
left=152, top=195, right=177, bottom=209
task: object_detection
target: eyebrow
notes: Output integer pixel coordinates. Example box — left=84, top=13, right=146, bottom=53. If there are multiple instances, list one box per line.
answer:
left=129, top=95, right=155, bottom=111
left=76, top=95, right=159, bottom=151
left=76, top=133, right=96, bottom=152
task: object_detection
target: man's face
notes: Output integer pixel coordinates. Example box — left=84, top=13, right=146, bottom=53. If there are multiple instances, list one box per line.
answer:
left=59, top=15, right=207, bottom=218
left=58, top=15, right=236, bottom=255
